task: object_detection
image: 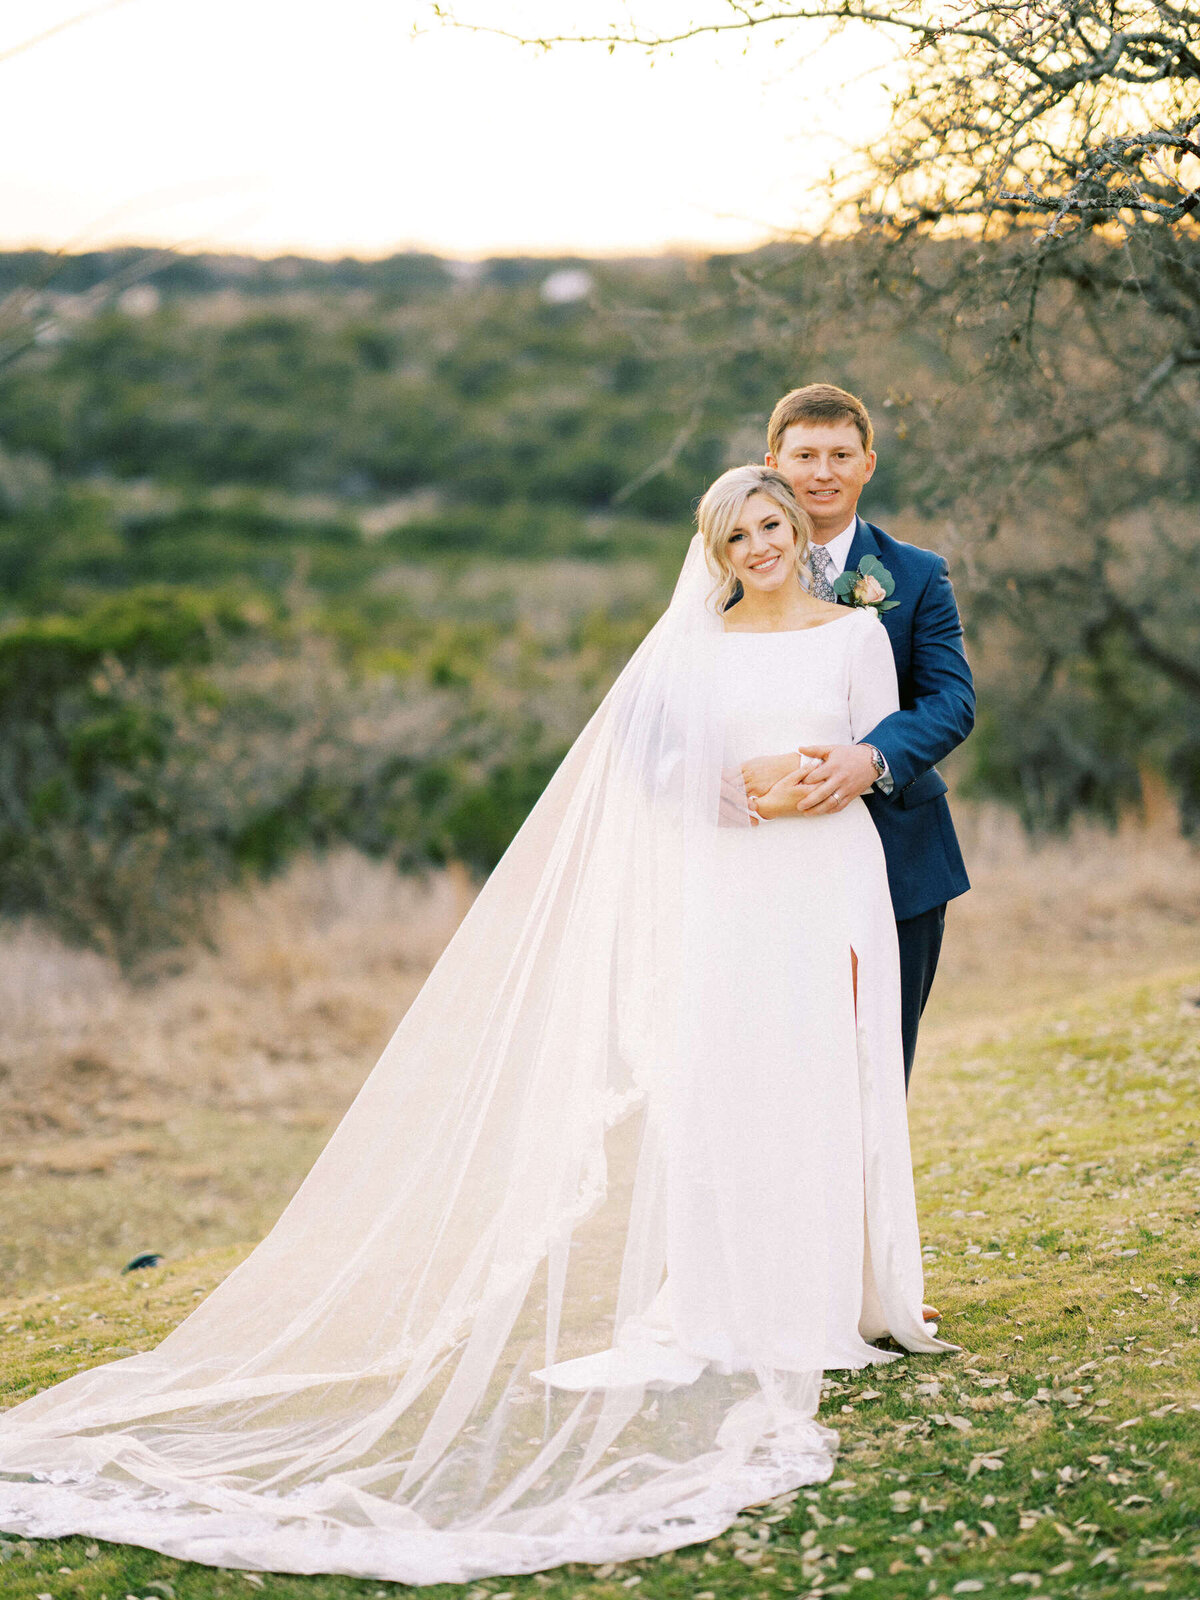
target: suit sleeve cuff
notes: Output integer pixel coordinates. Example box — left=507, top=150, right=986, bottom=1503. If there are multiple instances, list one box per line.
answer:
left=864, top=744, right=894, bottom=796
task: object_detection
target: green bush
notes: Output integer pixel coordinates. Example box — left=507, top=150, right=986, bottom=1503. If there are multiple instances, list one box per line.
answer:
left=0, top=584, right=604, bottom=963
left=440, top=749, right=567, bottom=876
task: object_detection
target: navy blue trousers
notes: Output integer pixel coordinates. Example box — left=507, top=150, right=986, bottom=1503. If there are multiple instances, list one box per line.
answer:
left=896, top=902, right=946, bottom=1091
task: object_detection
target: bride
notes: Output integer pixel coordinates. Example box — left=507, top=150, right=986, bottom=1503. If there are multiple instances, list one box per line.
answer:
left=0, top=464, right=951, bottom=1585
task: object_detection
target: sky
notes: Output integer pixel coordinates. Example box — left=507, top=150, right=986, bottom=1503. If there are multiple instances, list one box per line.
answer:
left=0, top=0, right=898, bottom=259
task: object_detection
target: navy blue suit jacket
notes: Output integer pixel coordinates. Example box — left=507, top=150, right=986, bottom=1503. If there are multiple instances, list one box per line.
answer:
left=841, top=517, right=974, bottom=921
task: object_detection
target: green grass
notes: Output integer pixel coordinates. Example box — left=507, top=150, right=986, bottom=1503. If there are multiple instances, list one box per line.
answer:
left=0, top=1111, right=332, bottom=1297
left=1, top=971, right=1198, bottom=1599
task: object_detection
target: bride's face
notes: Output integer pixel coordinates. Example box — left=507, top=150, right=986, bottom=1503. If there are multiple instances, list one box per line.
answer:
left=726, top=493, right=798, bottom=593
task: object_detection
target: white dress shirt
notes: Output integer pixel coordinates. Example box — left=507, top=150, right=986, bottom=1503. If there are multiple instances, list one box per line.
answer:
left=813, top=518, right=858, bottom=581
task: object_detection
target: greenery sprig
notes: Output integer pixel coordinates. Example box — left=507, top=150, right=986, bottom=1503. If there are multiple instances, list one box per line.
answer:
left=833, top=554, right=900, bottom=615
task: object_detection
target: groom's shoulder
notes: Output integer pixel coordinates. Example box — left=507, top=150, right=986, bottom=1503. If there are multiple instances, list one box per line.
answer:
left=861, top=519, right=947, bottom=580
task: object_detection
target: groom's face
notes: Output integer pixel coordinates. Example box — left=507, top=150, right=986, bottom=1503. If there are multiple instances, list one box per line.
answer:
left=766, top=421, right=876, bottom=541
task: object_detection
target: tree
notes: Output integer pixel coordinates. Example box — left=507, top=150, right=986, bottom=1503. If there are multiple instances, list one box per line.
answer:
left=435, top=0, right=1200, bottom=829
left=437, top=2, right=1198, bottom=249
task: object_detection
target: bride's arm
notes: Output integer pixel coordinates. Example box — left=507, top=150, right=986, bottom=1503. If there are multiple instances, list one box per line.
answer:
left=791, top=614, right=902, bottom=815
left=848, top=611, right=901, bottom=743
left=749, top=619, right=899, bottom=818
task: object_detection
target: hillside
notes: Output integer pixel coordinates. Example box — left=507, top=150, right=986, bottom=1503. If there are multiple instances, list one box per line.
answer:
left=1, top=826, right=1197, bottom=1597
left=1, top=242, right=1195, bottom=963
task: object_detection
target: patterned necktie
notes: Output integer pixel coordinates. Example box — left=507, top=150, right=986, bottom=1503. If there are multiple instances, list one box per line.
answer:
left=809, top=543, right=837, bottom=602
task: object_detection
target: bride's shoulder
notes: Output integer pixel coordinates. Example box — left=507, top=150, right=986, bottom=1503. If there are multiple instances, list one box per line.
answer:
left=843, top=606, right=892, bottom=660
left=842, top=604, right=883, bottom=630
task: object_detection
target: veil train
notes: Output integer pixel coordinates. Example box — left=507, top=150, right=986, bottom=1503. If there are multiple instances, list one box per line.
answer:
left=0, top=537, right=844, bottom=1585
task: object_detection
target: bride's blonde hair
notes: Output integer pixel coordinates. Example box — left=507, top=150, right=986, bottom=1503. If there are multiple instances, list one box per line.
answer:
left=696, top=464, right=813, bottom=614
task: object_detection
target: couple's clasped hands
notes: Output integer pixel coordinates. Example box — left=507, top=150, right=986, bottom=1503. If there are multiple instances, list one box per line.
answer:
left=723, top=742, right=881, bottom=825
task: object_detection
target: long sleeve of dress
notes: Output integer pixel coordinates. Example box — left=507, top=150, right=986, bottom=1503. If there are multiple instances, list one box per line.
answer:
left=847, top=611, right=901, bottom=744
left=860, top=554, right=975, bottom=794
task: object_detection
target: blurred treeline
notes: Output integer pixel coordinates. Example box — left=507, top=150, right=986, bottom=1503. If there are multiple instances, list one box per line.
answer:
left=0, top=246, right=1191, bottom=961
left=0, top=250, right=708, bottom=960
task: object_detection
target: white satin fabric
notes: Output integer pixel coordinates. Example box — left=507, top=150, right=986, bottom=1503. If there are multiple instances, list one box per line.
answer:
left=0, top=541, right=950, bottom=1585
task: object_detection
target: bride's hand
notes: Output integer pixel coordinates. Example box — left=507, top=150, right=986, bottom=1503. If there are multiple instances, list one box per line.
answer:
left=727, top=753, right=823, bottom=824
left=719, top=767, right=759, bottom=826
left=739, top=751, right=800, bottom=799
left=747, top=756, right=822, bottom=821
left=752, top=767, right=809, bottom=820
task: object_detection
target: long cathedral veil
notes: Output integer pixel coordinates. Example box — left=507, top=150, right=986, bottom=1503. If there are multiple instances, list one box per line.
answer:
left=0, top=535, right=840, bottom=1584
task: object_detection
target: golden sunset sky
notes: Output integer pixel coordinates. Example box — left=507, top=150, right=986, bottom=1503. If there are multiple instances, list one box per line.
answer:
left=0, top=0, right=895, bottom=259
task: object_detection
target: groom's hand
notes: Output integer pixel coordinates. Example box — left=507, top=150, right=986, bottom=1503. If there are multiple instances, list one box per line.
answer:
left=793, top=744, right=878, bottom=814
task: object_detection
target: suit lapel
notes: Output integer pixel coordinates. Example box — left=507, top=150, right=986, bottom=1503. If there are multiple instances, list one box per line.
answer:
left=839, top=517, right=904, bottom=648
left=835, top=516, right=876, bottom=604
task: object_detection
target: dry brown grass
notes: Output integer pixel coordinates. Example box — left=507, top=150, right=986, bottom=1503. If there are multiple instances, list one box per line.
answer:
left=0, top=853, right=470, bottom=1140
left=929, top=805, right=1200, bottom=1044
left=0, top=813, right=1196, bottom=1295
left=0, top=856, right=471, bottom=1293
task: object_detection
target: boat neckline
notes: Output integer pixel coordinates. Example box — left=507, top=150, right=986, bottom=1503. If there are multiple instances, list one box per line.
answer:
left=721, top=608, right=862, bottom=637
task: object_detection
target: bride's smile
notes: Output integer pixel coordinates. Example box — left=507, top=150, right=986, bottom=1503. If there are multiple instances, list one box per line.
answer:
left=726, top=493, right=798, bottom=591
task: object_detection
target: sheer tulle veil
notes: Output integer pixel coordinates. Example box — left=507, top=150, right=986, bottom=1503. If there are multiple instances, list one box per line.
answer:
left=0, top=535, right=842, bottom=1584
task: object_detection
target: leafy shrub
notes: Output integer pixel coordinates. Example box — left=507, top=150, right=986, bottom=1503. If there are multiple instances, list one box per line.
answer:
left=0, top=584, right=606, bottom=964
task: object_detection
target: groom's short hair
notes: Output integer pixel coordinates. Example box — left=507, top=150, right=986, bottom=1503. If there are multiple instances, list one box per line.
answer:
left=768, top=383, right=874, bottom=457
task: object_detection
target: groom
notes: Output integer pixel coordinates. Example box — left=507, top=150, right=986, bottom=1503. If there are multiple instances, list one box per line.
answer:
left=740, top=383, right=975, bottom=1088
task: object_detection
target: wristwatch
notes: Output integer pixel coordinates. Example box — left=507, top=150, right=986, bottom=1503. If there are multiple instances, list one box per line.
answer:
left=865, top=745, right=887, bottom=782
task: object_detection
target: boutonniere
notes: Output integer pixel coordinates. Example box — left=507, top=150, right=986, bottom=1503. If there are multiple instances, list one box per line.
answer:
left=833, top=555, right=899, bottom=615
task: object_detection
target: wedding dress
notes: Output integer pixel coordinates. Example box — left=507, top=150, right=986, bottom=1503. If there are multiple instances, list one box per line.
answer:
left=0, top=537, right=950, bottom=1584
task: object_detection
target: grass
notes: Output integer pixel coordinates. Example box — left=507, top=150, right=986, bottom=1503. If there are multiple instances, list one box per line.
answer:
left=0, top=857, right=469, bottom=1295
left=1, top=823, right=1198, bottom=1597
left=2, top=814, right=1196, bottom=1299
left=0, top=972, right=1197, bottom=1598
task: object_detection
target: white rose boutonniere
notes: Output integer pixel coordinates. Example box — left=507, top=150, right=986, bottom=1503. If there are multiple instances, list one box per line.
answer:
left=833, top=554, right=899, bottom=616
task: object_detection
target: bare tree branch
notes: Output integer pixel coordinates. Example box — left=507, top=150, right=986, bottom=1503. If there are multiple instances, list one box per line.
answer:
left=0, top=0, right=141, bottom=67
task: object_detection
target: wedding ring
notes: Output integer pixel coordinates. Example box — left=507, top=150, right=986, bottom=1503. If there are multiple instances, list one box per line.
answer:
left=832, top=791, right=841, bottom=804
